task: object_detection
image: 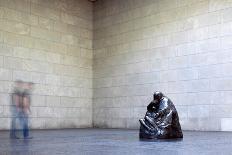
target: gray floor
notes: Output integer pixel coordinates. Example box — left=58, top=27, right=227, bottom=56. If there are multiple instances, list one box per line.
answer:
left=0, top=129, right=231, bottom=155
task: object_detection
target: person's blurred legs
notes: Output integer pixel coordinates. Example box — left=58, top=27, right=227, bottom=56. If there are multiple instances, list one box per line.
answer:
left=10, top=111, right=20, bottom=139
left=10, top=117, right=17, bottom=138
left=23, top=115, right=29, bottom=138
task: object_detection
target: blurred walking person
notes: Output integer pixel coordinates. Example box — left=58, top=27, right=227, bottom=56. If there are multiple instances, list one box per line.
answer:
left=10, top=80, right=24, bottom=139
left=20, top=82, right=33, bottom=138
left=10, top=81, right=33, bottom=139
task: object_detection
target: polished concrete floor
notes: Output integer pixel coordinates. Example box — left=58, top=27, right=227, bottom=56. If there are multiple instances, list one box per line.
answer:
left=0, top=129, right=232, bottom=155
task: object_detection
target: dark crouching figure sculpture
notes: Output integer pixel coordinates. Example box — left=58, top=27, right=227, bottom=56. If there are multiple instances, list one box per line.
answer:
left=139, top=91, right=183, bottom=139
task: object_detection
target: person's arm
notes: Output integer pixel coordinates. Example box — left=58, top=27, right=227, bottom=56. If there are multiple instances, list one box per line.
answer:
left=13, top=94, right=20, bottom=112
left=23, top=96, right=31, bottom=114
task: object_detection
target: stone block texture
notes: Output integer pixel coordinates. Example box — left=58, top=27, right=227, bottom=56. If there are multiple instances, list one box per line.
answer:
left=1, top=0, right=232, bottom=131
left=93, top=0, right=232, bottom=131
left=0, top=0, right=93, bottom=129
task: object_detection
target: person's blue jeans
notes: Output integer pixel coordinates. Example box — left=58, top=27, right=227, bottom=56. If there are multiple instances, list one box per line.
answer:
left=18, top=112, right=29, bottom=138
left=10, top=115, right=18, bottom=138
left=10, top=108, right=19, bottom=138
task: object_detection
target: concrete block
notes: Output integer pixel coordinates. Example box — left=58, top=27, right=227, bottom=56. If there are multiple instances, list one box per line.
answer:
left=150, top=58, right=168, bottom=71
left=45, top=74, right=60, bottom=86
left=79, top=58, right=92, bottom=69
left=189, top=118, right=221, bottom=131
left=222, top=8, right=232, bottom=23
left=175, top=105, right=188, bottom=119
left=61, top=12, right=80, bottom=25
left=0, top=105, right=4, bottom=116
left=39, top=17, right=54, bottom=30
left=4, top=7, right=38, bottom=26
left=50, top=42, right=67, bottom=54
left=0, top=81, right=12, bottom=93
left=192, top=12, right=221, bottom=28
left=0, top=93, right=10, bottom=106
left=211, top=78, right=232, bottom=91
left=80, top=48, right=93, bottom=59
left=22, top=60, right=53, bottom=73
left=111, top=97, right=129, bottom=108
left=4, top=56, right=22, bottom=70
left=33, top=38, right=52, bottom=51
left=186, top=0, right=209, bottom=17
left=221, top=36, right=232, bottom=50
left=3, top=32, right=35, bottom=48
left=80, top=28, right=92, bottom=39
left=57, top=86, right=80, bottom=97
left=186, top=79, right=211, bottom=92
left=0, top=19, right=30, bottom=35
left=0, top=7, right=4, bottom=18
left=30, top=118, right=45, bottom=129
left=30, top=72, right=45, bottom=84
left=215, top=91, right=232, bottom=105
left=66, top=45, right=81, bottom=57
left=0, top=31, right=3, bottom=43
left=46, top=96, right=60, bottom=107
left=61, top=76, right=80, bottom=87
left=31, top=26, right=61, bottom=42
left=60, top=97, right=80, bottom=107
left=188, top=105, right=210, bottom=118
left=168, top=56, right=189, bottom=69
left=31, top=95, right=46, bottom=107
left=53, top=20, right=68, bottom=33
left=158, top=0, right=178, bottom=11
left=79, top=38, right=92, bottom=49
left=132, top=107, right=146, bottom=118
left=31, top=3, right=60, bottom=21
left=80, top=88, right=92, bottom=98
left=0, top=43, right=13, bottom=56
left=0, top=0, right=30, bottom=13
left=188, top=27, right=209, bottom=42
left=110, top=118, right=127, bottom=128
left=198, top=63, right=232, bottom=79
left=210, top=105, right=232, bottom=118
left=61, top=34, right=79, bottom=46
left=33, top=84, right=55, bottom=96
left=0, top=118, right=10, bottom=130
left=46, top=52, right=61, bottom=63
left=209, top=0, right=232, bottom=11
left=61, top=55, right=80, bottom=66
left=0, top=68, right=12, bottom=81
left=221, top=22, right=232, bottom=36
left=12, top=70, right=31, bottom=82
left=53, top=64, right=81, bottom=77
left=93, top=77, right=111, bottom=88
left=221, top=118, right=232, bottom=131
left=13, top=46, right=30, bottom=59
left=168, top=81, right=188, bottom=93
left=79, top=68, right=92, bottom=78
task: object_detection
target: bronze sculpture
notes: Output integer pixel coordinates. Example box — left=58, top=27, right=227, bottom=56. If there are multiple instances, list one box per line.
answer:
left=139, top=91, right=183, bottom=139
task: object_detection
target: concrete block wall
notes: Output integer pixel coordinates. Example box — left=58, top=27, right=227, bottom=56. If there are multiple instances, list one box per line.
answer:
left=0, top=0, right=93, bottom=129
left=93, top=0, right=232, bottom=131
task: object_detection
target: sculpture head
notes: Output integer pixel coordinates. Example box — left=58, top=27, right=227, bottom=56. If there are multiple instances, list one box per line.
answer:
left=153, top=91, right=164, bottom=102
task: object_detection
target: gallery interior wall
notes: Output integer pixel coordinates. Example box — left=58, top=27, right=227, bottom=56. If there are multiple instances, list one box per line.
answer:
left=93, top=0, right=232, bottom=131
left=0, top=0, right=93, bottom=129
left=0, top=0, right=232, bottom=131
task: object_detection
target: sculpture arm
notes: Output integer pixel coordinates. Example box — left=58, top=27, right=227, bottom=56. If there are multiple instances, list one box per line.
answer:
left=155, top=102, right=169, bottom=118
left=158, top=110, right=173, bottom=127
left=147, top=101, right=158, bottom=112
